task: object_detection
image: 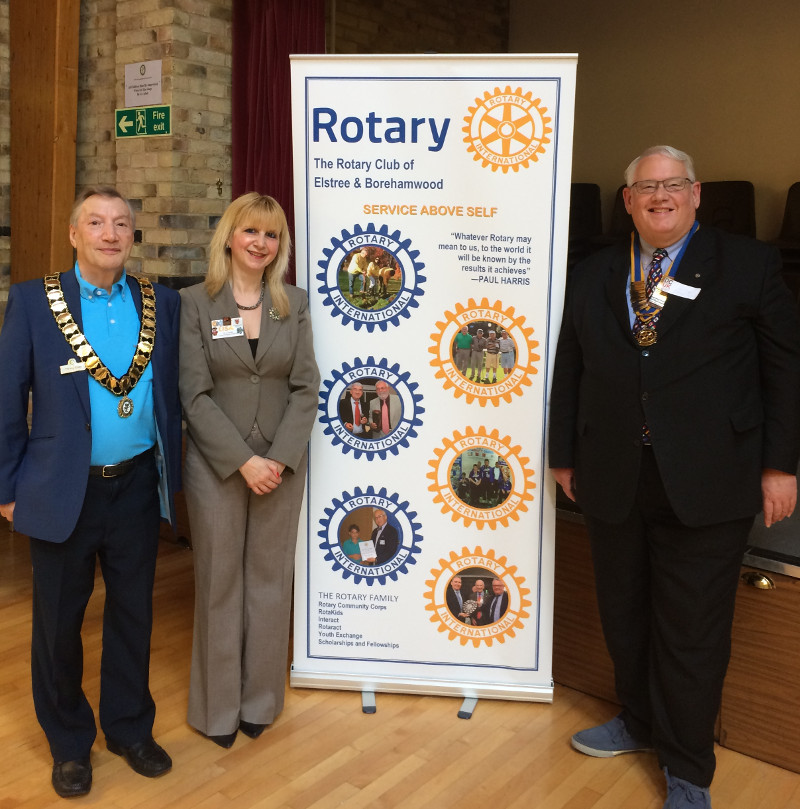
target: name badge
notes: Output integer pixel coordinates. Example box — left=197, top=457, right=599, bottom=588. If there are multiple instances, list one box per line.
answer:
left=652, top=277, right=701, bottom=306
left=211, top=317, right=244, bottom=339
left=60, top=358, right=86, bottom=375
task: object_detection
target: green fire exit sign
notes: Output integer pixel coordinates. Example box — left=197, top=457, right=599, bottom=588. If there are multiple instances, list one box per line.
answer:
left=115, top=105, right=171, bottom=138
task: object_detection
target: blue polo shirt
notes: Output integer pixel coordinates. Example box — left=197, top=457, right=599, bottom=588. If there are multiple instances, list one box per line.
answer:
left=74, top=262, right=156, bottom=465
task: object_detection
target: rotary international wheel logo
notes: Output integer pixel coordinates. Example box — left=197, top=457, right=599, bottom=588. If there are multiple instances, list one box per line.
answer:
left=428, top=298, right=540, bottom=406
left=316, top=223, right=426, bottom=331
left=318, top=487, right=423, bottom=585
left=427, top=426, right=535, bottom=529
left=462, top=86, right=552, bottom=173
left=318, top=357, right=424, bottom=460
left=424, top=547, right=531, bottom=647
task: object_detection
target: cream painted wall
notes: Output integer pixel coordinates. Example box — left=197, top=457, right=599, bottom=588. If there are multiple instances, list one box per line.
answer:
left=509, top=0, right=800, bottom=240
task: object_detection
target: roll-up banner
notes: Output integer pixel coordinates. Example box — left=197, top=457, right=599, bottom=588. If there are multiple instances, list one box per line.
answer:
left=291, top=54, right=577, bottom=702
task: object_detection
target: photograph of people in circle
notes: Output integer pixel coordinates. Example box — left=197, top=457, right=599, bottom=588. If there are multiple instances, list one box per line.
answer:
left=451, top=448, right=512, bottom=509
left=452, top=320, right=516, bottom=385
left=337, top=505, right=401, bottom=566
left=337, top=377, right=402, bottom=440
left=445, top=569, right=509, bottom=626
left=338, top=245, right=403, bottom=311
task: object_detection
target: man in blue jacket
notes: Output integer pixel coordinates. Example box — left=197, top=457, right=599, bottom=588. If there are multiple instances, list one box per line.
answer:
left=0, top=186, right=182, bottom=798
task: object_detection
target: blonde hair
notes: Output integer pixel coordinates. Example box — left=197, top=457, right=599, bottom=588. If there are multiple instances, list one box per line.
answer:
left=205, top=193, right=291, bottom=318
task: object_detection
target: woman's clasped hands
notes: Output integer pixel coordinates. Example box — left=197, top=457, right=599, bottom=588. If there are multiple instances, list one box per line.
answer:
left=239, top=455, right=286, bottom=495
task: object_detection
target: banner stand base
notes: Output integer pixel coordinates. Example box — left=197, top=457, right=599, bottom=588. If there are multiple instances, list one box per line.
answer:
left=290, top=667, right=554, bottom=703
left=361, top=691, right=377, bottom=714
left=457, top=696, right=478, bottom=719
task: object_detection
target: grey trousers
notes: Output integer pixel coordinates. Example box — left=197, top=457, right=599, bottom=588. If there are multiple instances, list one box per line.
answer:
left=184, top=429, right=307, bottom=735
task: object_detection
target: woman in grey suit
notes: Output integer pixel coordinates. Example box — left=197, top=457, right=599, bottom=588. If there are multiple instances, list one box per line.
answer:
left=179, top=193, right=319, bottom=748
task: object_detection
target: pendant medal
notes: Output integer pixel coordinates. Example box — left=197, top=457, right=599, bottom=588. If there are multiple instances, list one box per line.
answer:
left=636, top=327, right=657, bottom=347
left=118, top=396, right=134, bottom=418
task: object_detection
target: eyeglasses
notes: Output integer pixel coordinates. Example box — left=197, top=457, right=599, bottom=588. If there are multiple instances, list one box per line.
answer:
left=629, top=177, right=693, bottom=195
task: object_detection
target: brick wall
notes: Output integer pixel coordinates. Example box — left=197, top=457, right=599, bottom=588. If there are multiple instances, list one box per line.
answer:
left=328, top=0, right=509, bottom=54
left=0, top=0, right=509, bottom=315
left=77, top=0, right=118, bottom=189
left=75, top=0, right=233, bottom=279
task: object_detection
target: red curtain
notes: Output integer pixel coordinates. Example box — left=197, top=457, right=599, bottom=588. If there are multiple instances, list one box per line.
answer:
left=232, top=0, right=326, bottom=282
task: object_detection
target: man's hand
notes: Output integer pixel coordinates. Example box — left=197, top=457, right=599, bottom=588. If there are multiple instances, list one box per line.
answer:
left=762, top=468, right=797, bottom=527
left=0, top=502, right=15, bottom=523
left=551, top=468, right=576, bottom=502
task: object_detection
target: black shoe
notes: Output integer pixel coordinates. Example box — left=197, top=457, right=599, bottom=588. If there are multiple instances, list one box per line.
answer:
left=52, top=757, right=92, bottom=798
left=239, top=720, right=269, bottom=739
left=203, top=730, right=237, bottom=748
left=107, top=737, right=172, bottom=777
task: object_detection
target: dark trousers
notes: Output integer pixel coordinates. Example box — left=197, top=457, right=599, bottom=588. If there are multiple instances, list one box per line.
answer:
left=29, top=451, right=161, bottom=762
left=584, top=447, right=753, bottom=788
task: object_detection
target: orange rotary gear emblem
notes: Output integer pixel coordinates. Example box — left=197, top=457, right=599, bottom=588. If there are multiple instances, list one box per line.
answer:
left=424, top=547, right=531, bottom=647
left=463, top=86, right=552, bottom=173
left=427, top=426, right=535, bottom=529
left=428, top=298, right=540, bottom=406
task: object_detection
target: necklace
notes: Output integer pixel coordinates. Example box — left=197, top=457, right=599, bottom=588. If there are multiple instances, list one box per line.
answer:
left=234, top=278, right=265, bottom=310
left=44, top=272, right=156, bottom=418
left=628, top=223, right=700, bottom=347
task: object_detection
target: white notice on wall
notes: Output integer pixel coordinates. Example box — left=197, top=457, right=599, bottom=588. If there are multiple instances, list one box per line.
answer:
left=124, top=61, right=163, bottom=108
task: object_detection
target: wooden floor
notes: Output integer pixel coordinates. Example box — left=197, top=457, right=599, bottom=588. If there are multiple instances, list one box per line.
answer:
left=2, top=528, right=799, bottom=808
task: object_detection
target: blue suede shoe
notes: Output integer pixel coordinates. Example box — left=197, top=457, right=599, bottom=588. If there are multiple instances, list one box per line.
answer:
left=571, top=714, right=654, bottom=757
left=663, top=768, right=711, bottom=808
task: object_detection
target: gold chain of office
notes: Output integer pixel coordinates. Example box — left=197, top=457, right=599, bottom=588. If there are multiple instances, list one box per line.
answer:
left=44, top=272, right=156, bottom=398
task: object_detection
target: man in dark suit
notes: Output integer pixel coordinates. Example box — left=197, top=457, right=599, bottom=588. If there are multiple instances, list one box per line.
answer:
left=370, top=508, right=398, bottom=565
left=445, top=575, right=468, bottom=622
left=338, top=381, right=375, bottom=440
left=0, top=187, right=182, bottom=798
left=549, top=146, right=800, bottom=809
left=466, top=578, right=488, bottom=625
left=479, top=578, right=509, bottom=626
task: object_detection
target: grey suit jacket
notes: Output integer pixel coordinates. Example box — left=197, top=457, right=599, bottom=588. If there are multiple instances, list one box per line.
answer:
left=368, top=393, right=401, bottom=436
left=179, top=280, right=320, bottom=480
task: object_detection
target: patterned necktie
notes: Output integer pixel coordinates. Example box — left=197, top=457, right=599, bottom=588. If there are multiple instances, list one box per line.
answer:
left=637, top=248, right=668, bottom=444
left=633, top=248, right=669, bottom=338
left=646, top=248, right=668, bottom=298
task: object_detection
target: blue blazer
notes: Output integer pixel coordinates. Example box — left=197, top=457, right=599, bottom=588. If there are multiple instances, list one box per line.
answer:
left=0, top=269, right=182, bottom=542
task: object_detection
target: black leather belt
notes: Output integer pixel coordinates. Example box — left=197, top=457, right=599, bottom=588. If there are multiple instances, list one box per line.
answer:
left=89, top=446, right=155, bottom=478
